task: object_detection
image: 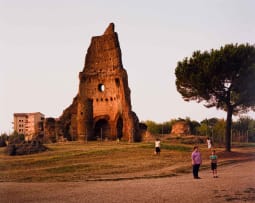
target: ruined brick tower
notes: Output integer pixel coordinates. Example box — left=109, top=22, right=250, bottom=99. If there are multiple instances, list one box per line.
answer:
left=45, top=23, right=141, bottom=142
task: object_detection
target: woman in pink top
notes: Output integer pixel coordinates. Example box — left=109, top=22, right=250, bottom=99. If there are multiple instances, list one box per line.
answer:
left=191, top=146, right=202, bottom=179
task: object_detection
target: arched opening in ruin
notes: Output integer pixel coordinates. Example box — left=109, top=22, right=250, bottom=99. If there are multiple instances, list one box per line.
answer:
left=94, top=119, right=110, bottom=140
left=116, top=117, right=123, bottom=140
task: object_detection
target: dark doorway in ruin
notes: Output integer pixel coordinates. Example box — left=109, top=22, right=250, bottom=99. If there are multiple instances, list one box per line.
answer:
left=116, top=117, right=123, bottom=140
left=94, top=119, right=110, bottom=140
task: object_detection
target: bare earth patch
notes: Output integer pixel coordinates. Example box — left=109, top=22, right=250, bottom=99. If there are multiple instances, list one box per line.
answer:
left=0, top=160, right=255, bottom=203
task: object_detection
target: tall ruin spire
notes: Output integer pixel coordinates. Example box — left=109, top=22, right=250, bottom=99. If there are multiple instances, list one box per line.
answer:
left=104, top=23, right=115, bottom=35
left=45, top=23, right=142, bottom=143
left=83, top=22, right=122, bottom=71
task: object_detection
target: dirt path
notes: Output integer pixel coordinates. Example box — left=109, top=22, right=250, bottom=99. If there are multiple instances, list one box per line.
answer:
left=1, top=160, right=255, bottom=203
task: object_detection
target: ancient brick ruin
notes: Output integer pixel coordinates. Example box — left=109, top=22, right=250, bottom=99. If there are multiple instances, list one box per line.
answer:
left=44, top=23, right=142, bottom=142
left=171, top=121, right=191, bottom=136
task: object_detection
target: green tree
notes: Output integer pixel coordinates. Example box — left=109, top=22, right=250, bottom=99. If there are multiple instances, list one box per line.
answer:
left=197, top=118, right=225, bottom=143
left=175, top=43, right=255, bottom=151
left=189, top=120, right=200, bottom=135
left=144, top=120, right=160, bottom=134
left=233, top=116, right=255, bottom=142
left=197, top=122, right=208, bottom=136
left=247, top=118, right=255, bottom=142
left=248, top=119, right=255, bottom=142
left=8, top=131, right=25, bottom=144
left=162, top=121, right=171, bottom=134
left=0, top=133, right=8, bottom=147
left=213, top=119, right=226, bottom=144
left=144, top=120, right=172, bottom=134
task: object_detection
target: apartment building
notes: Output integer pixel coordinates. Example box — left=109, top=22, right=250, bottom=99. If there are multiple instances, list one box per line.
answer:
left=13, top=112, right=44, bottom=141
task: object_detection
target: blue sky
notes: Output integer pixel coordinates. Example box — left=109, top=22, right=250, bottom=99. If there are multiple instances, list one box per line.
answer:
left=1, top=0, right=255, bottom=133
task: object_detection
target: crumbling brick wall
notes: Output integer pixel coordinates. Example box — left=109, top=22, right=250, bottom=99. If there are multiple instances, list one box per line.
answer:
left=44, top=23, right=141, bottom=142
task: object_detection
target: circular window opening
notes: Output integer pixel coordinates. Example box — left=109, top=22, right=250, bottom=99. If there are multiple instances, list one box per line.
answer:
left=98, top=84, right=105, bottom=92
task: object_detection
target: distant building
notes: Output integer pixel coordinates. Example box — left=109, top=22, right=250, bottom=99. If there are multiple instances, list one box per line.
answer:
left=13, top=112, right=44, bottom=141
left=13, top=113, right=27, bottom=135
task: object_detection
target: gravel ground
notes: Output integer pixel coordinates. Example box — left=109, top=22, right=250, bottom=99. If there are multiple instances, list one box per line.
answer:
left=1, top=160, right=255, bottom=203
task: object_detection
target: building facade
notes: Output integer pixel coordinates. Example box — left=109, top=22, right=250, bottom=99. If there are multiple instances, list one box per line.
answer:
left=13, top=112, right=44, bottom=141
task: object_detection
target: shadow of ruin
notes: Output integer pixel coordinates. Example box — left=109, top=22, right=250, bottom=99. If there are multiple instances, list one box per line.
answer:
left=43, top=23, right=146, bottom=143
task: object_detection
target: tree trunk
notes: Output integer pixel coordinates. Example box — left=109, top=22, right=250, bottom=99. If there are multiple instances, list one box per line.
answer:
left=225, top=105, right=233, bottom=152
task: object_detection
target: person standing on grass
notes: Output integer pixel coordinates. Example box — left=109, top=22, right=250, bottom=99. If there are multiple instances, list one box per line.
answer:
left=207, top=137, right=212, bottom=149
left=191, top=146, right=202, bottom=179
left=155, top=138, right=161, bottom=155
left=210, top=150, right=218, bottom=178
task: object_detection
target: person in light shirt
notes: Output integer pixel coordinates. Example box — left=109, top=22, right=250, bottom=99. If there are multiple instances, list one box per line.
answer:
left=191, top=146, right=202, bottom=179
left=207, top=137, right=212, bottom=149
left=155, top=138, right=161, bottom=155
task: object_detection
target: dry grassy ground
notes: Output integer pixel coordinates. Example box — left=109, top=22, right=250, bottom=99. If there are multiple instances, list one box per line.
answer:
left=1, top=161, right=255, bottom=203
left=1, top=141, right=255, bottom=203
left=0, top=140, right=254, bottom=182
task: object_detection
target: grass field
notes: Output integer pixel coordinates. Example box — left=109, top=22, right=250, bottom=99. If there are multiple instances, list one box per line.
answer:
left=0, top=141, right=254, bottom=182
